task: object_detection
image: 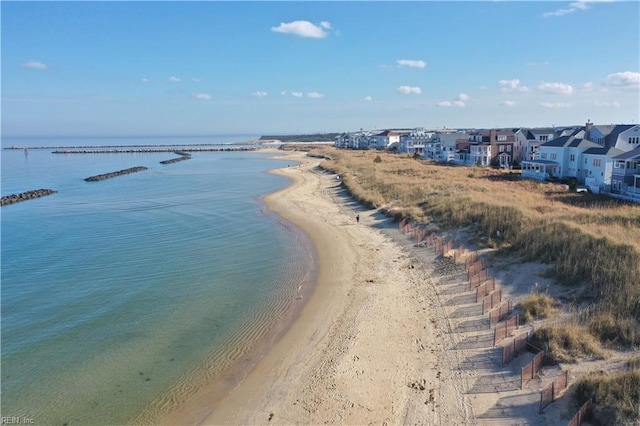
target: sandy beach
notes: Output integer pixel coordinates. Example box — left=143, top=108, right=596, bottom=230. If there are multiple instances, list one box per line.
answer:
left=160, top=150, right=583, bottom=425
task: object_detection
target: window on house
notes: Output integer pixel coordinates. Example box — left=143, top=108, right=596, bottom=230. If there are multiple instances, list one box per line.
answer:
left=507, top=145, right=512, bottom=152
left=542, top=153, right=547, bottom=159
left=570, top=154, right=576, bottom=162
left=540, top=135, right=548, bottom=141
left=551, top=154, right=557, bottom=160
left=593, top=159, right=602, bottom=167
left=497, top=135, right=507, bottom=141
left=500, top=145, right=504, bottom=152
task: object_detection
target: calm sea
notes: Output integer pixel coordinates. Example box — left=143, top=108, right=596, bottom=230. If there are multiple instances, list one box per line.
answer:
left=1, top=136, right=315, bottom=425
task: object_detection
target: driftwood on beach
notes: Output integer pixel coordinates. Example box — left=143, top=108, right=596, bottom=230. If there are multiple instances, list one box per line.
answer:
left=1, top=189, right=57, bottom=206
left=84, top=167, right=148, bottom=182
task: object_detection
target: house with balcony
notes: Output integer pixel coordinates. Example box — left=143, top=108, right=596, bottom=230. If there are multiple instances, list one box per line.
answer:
left=581, top=146, right=624, bottom=193
left=334, top=131, right=371, bottom=149
left=610, top=147, right=640, bottom=202
left=399, top=128, right=432, bottom=155
left=370, top=130, right=400, bottom=150
left=515, top=128, right=560, bottom=161
left=521, top=135, right=600, bottom=182
left=424, top=132, right=467, bottom=162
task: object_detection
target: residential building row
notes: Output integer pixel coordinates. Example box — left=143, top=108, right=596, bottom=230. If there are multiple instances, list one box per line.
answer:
left=334, top=121, right=640, bottom=203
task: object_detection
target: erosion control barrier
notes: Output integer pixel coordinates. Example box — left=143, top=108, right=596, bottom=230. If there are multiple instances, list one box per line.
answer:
left=521, top=351, right=544, bottom=389
left=540, top=370, right=569, bottom=412
left=502, top=331, right=530, bottom=365
left=494, top=315, right=519, bottom=346
left=568, top=399, right=591, bottom=426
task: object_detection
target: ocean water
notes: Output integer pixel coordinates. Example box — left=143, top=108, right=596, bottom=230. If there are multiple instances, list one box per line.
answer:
left=1, top=137, right=315, bottom=425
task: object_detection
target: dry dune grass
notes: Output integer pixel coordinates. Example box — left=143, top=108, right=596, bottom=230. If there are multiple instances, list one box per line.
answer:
left=313, top=148, right=640, bottom=321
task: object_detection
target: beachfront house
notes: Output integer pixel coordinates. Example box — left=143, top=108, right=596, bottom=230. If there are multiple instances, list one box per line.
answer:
left=399, top=128, right=432, bottom=155
left=494, top=131, right=518, bottom=168
left=516, top=128, right=559, bottom=161
left=424, top=132, right=467, bottom=162
left=335, top=131, right=372, bottom=149
left=606, top=124, right=640, bottom=151
left=581, top=146, right=624, bottom=193
left=521, top=135, right=600, bottom=182
left=610, top=146, right=640, bottom=202
left=370, top=130, right=401, bottom=150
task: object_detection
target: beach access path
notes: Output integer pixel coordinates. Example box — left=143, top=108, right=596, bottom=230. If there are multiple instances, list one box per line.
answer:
left=162, top=151, right=475, bottom=425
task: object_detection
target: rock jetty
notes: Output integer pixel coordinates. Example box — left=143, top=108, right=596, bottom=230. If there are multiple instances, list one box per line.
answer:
left=52, top=147, right=257, bottom=154
left=84, top=166, right=148, bottom=182
left=160, top=152, right=192, bottom=165
left=1, top=189, right=57, bottom=206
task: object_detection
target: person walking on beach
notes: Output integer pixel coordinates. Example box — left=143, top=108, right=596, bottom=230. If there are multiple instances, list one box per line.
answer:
left=356, top=214, right=360, bottom=223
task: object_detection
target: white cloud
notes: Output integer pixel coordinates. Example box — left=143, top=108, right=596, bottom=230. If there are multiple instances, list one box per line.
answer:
left=500, top=100, right=517, bottom=107
left=364, top=96, right=373, bottom=102
left=271, top=20, right=330, bottom=38
left=22, top=60, right=48, bottom=70
left=540, top=102, right=570, bottom=108
left=437, top=100, right=465, bottom=108
left=543, top=0, right=613, bottom=17
left=191, top=78, right=201, bottom=83
left=603, top=71, right=640, bottom=88
left=251, top=91, right=268, bottom=97
left=291, top=92, right=303, bottom=97
left=397, top=59, right=427, bottom=69
left=193, top=93, right=213, bottom=100
left=397, top=86, right=422, bottom=95
left=167, top=76, right=181, bottom=82
left=594, top=101, right=621, bottom=108
left=141, top=78, right=149, bottom=83
left=437, top=93, right=469, bottom=107
left=538, top=82, right=574, bottom=95
left=498, top=79, right=529, bottom=92
left=583, top=82, right=594, bottom=91
left=280, top=90, right=287, bottom=96
left=307, top=91, right=324, bottom=98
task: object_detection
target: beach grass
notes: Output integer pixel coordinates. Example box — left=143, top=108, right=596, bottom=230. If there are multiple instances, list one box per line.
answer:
left=517, top=293, right=559, bottom=324
left=313, top=148, right=640, bottom=323
left=573, top=370, right=640, bottom=425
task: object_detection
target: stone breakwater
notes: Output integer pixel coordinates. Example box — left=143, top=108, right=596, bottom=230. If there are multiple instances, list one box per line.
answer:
left=52, top=147, right=258, bottom=154
left=1, top=189, right=57, bottom=206
left=160, top=152, right=192, bottom=165
left=84, top=167, right=148, bottom=182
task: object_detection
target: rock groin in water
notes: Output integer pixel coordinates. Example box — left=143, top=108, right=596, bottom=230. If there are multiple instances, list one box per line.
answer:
left=84, top=167, right=148, bottom=182
left=160, top=152, right=192, bottom=165
left=1, top=189, right=57, bottom=206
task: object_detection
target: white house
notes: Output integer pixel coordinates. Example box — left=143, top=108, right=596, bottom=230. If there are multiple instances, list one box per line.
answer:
left=399, top=128, right=432, bottom=155
left=521, top=136, right=600, bottom=182
left=424, top=132, right=467, bottom=162
left=370, top=130, right=400, bottom=150
left=582, top=146, right=624, bottom=192
left=607, top=124, right=640, bottom=151
left=470, top=143, right=492, bottom=166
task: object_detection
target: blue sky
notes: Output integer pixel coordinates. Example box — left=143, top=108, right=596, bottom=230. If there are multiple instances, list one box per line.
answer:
left=2, top=1, right=639, bottom=137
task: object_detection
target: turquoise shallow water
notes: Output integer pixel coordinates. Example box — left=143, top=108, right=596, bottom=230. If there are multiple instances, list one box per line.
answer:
left=1, top=137, right=314, bottom=425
